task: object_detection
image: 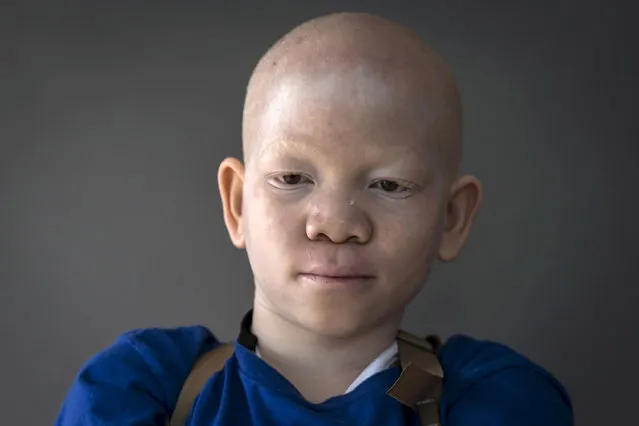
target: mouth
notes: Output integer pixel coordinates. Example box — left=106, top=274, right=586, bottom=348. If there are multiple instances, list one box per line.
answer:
left=298, top=273, right=374, bottom=286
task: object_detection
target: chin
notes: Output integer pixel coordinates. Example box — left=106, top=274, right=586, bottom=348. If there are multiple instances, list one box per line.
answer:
left=293, top=304, right=382, bottom=339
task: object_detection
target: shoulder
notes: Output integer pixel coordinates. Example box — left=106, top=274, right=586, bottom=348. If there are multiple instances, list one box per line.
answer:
left=438, top=335, right=573, bottom=426
left=116, top=325, right=218, bottom=372
left=55, top=325, right=219, bottom=425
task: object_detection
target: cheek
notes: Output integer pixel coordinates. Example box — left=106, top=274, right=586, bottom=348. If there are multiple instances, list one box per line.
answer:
left=263, top=203, right=297, bottom=241
left=376, top=205, right=444, bottom=276
left=244, top=186, right=303, bottom=248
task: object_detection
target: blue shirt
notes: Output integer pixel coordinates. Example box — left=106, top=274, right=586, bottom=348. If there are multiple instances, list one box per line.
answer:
left=55, top=325, right=573, bottom=425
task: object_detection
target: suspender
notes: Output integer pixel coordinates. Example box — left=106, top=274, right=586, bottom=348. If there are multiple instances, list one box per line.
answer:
left=169, top=343, right=235, bottom=426
left=387, top=331, right=444, bottom=426
left=169, top=330, right=443, bottom=426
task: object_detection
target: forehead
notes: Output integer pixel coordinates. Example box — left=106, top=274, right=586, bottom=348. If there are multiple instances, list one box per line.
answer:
left=253, top=67, right=435, bottom=162
left=267, top=65, right=398, bottom=109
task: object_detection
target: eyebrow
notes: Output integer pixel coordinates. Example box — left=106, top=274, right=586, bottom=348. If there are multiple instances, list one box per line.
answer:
left=255, top=135, right=321, bottom=160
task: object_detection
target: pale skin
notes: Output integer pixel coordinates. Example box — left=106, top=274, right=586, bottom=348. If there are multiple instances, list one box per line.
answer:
left=218, top=13, right=482, bottom=403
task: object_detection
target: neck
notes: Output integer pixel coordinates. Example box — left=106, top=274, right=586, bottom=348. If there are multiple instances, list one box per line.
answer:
left=250, top=299, right=401, bottom=403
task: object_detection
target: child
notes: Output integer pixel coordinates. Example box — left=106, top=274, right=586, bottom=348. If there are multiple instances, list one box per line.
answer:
left=55, top=12, right=573, bottom=426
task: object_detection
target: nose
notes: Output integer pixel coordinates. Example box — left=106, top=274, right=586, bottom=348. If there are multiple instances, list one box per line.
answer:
left=305, top=195, right=373, bottom=244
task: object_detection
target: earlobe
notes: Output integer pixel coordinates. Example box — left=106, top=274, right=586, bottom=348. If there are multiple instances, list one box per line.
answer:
left=218, top=157, right=246, bottom=249
left=438, top=175, right=482, bottom=262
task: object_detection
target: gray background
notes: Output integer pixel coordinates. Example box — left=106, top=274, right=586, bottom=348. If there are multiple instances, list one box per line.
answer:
left=1, top=1, right=637, bottom=425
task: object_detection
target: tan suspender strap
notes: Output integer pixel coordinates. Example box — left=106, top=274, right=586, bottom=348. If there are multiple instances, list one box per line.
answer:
left=169, top=343, right=235, bottom=426
left=387, top=330, right=444, bottom=426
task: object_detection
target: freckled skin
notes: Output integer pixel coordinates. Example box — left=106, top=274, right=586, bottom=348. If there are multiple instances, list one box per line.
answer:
left=219, top=12, right=482, bottom=342
left=240, top=77, right=446, bottom=335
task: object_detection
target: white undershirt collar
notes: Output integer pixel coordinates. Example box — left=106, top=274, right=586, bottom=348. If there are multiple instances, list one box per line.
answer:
left=255, top=340, right=399, bottom=394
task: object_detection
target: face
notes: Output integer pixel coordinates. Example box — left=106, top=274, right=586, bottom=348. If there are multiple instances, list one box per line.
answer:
left=235, top=67, right=450, bottom=338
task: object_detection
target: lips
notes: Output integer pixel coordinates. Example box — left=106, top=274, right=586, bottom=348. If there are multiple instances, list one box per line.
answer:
left=297, top=249, right=375, bottom=284
left=298, top=273, right=374, bottom=288
left=300, top=273, right=373, bottom=280
left=298, top=265, right=375, bottom=283
left=300, top=266, right=374, bottom=278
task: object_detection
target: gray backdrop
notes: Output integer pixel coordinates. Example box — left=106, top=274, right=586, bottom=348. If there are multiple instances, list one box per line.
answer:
left=2, top=2, right=637, bottom=425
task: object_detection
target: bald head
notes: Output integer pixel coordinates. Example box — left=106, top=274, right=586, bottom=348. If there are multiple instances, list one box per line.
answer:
left=242, top=12, right=463, bottom=180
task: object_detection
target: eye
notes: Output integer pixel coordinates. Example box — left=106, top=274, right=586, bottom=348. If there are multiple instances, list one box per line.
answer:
left=279, top=173, right=310, bottom=185
left=371, top=179, right=410, bottom=193
left=370, top=179, right=417, bottom=198
left=268, top=172, right=313, bottom=189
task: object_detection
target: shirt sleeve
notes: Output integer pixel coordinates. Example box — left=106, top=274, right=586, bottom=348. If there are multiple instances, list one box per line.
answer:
left=445, top=366, right=574, bottom=426
left=54, top=326, right=218, bottom=426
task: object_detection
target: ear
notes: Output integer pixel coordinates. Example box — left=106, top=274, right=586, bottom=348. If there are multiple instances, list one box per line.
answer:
left=438, top=174, right=482, bottom=262
left=218, top=157, right=246, bottom=249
